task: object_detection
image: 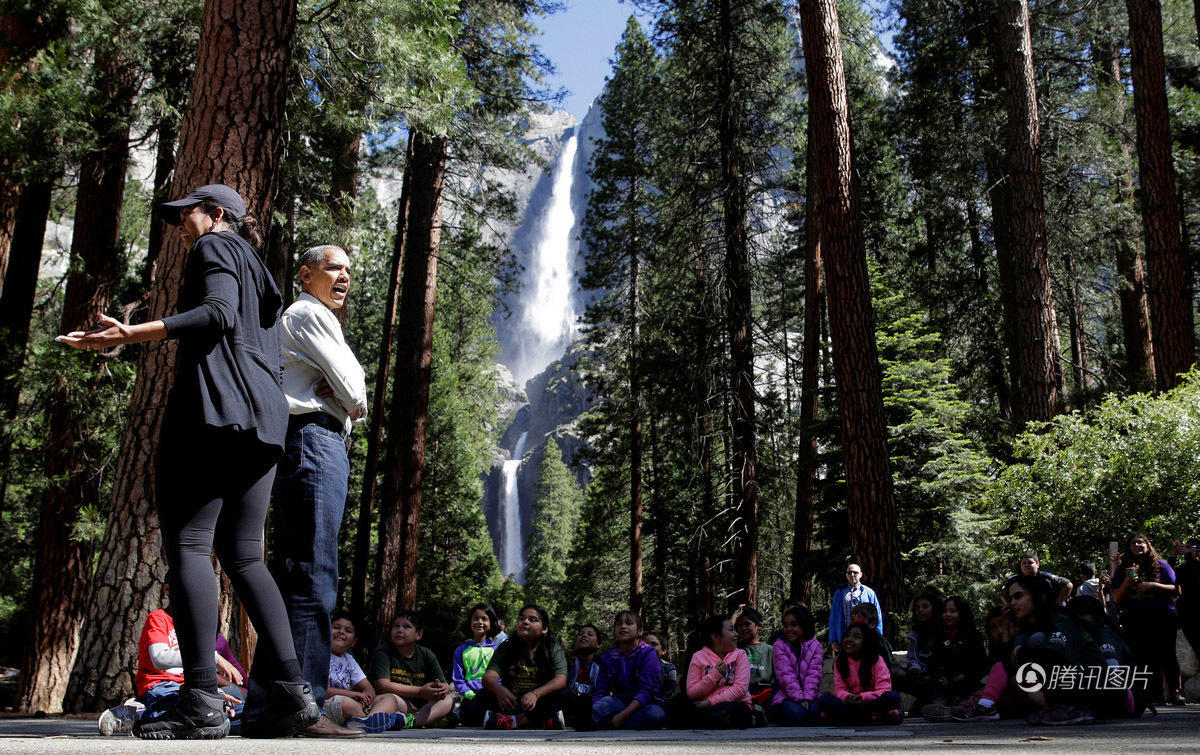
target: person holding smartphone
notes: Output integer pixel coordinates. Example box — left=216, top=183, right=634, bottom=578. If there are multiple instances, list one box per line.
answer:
left=1109, top=533, right=1184, bottom=706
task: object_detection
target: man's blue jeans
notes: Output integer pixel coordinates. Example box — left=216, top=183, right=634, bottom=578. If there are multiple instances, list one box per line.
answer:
left=591, top=695, right=667, bottom=729
left=248, top=421, right=349, bottom=710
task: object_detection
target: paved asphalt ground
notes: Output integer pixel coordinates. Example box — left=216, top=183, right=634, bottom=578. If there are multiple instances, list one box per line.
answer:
left=1, top=707, right=1198, bottom=753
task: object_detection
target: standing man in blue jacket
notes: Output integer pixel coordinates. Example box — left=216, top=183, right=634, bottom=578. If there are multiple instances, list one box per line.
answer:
left=829, top=564, right=882, bottom=654
left=246, top=244, right=368, bottom=738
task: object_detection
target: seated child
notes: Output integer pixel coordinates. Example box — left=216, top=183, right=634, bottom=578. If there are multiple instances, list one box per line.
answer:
left=569, top=623, right=602, bottom=695
left=949, top=606, right=1016, bottom=722
left=902, top=592, right=942, bottom=703
left=666, top=615, right=752, bottom=729
left=478, top=604, right=572, bottom=729
left=321, top=611, right=403, bottom=733
left=815, top=620, right=903, bottom=725
left=1065, top=595, right=1140, bottom=719
left=641, top=630, right=678, bottom=699
left=368, top=610, right=455, bottom=729
left=733, top=605, right=774, bottom=719
left=588, top=611, right=665, bottom=730
left=849, top=603, right=904, bottom=683
left=100, top=607, right=246, bottom=736
left=452, top=603, right=504, bottom=726
left=768, top=604, right=823, bottom=725
left=921, top=596, right=986, bottom=720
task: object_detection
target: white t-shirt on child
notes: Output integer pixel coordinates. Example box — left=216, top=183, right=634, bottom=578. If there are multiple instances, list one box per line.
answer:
left=329, top=651, right=367, bottom=691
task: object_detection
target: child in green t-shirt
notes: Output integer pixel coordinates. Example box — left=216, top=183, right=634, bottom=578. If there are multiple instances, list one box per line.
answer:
left=734, top=605, right=774, bottom=720
left=479, top=604, right=572, bottom=729
left=368, top=610, right=455, bottom=728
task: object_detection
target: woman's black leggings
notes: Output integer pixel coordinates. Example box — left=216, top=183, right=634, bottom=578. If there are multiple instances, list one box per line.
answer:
left=1122, top=610, right=1180, bottom=699
left=156, top=430, right=299, bottom=692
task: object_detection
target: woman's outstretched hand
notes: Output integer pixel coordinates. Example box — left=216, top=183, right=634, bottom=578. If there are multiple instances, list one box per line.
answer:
left=56, top=314, right=165, bottom=351
left=56, top=314, right=134, bottom=350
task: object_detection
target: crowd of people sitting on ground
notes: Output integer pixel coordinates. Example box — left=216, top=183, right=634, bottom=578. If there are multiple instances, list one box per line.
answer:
left=97, top=532, right=1200, bottom=735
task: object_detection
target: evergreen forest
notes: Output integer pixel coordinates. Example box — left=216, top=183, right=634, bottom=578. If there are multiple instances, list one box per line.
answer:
left=0, top=0, right=1199, bottom=716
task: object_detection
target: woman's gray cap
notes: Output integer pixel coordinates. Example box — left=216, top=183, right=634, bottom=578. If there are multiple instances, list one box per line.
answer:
left=161, top=184, right=247, bottom=225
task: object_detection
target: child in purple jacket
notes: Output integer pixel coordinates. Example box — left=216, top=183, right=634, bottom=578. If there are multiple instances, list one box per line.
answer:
left=769, top=604, right=824, bottom=725
left=587, top=610, right=665, bottom=730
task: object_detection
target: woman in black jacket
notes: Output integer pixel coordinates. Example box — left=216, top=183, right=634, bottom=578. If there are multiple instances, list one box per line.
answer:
left=59, top=184, right=318, bottom=739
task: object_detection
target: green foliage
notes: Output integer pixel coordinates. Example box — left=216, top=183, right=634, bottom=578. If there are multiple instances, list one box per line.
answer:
left=524, top=437, right=584, bottom=617
left=985, top=373, right=1200, bottom=572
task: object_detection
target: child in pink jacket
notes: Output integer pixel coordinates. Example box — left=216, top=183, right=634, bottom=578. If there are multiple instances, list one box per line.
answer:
left=815, top=620, right=903, bottom=725
left=666, top=615, right=753, bottom=728
left=769, top=604, right=824, bottom=724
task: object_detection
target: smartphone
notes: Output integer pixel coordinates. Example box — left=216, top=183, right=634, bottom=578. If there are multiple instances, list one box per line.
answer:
left=1098, top=569, right=1109, bottom=580
left=1109, top=541, right=1119, bottom=559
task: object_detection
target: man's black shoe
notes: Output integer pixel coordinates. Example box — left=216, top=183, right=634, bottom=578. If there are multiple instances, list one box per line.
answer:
left=132, top=687, right=229, bottom=740
left=241, top=680, right=321, bottom=739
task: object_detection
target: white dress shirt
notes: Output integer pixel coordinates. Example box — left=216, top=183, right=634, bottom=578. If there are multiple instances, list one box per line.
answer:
left=280, top=292, right=367, bottom=433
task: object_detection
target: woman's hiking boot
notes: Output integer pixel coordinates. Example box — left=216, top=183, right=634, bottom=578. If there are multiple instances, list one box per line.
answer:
left=241, top=680, right=320, bottom=738
left=132, top=688, right=229, bottom=740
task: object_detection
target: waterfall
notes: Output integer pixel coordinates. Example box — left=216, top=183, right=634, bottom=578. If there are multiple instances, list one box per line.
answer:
left=500, top=431, right=529, bottom=579
left=509, top=130, right=581, bottom=385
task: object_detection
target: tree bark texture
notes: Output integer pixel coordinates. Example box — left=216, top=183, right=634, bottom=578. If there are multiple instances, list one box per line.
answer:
left=375, top=131, right=447, bottom=627
left=142, top=115, right=178, bottom=290
left=17, top=45, right=137, bottom=714
left=790, top=124, right=821, bottom=607
left=65, top=0, right=298, bottom=711
left=717, top=0, right=759, bottom=607
left=629, top=237, right=644, bottom=617
left=992, top=0, right=1064, bottom=424
left=351, top=137, right=412, bottom=623
left=1093, top=38, right=1155, bottom=390
left=798, top=0, right=904, bottom=615
left=1126, top=0, right=1195, bottom=389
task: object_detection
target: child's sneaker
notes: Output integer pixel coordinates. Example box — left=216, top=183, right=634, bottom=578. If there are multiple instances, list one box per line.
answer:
left=398, top=712, right=417, bottom=730
left=1036, top=705, right=1094, bottom=726
left=951, top=700, right=999, bottom=722
left=921, top=702, right=953, bottom=722
left=483, top=710, right=516, bottom=730
left=435, top=711, right=460, bottom=729
left=98, top=704, right=140, bottom=735
left=542, top=710, right=565, bottom=730
left=346, top=711, right=398, bottom=734
left=870, top=709, right=904, bottom=725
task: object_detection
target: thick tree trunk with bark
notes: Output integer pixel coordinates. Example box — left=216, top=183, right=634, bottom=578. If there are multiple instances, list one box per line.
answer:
left=798, top=0, right=903, bottom=615
left=1126, top=0, right=1195, bottom=389
left=629, top=241, right=644, bottom=616
left=375, top=131, right=447, bottom=626
left=717, top=0, right=759, bottom=607
left=329, top=126, right=361, bottom=236
left=65, top=0, right=298, bottom=712
left=790, top=126, right=821, bottom=606
left=17, top=47, right=136, bottom=714
left=351, top=138, right=412, bottom=622
left=991, top=0, right=1064, bottom=424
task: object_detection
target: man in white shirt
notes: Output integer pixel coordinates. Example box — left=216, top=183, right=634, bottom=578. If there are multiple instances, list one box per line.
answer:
left=254, top=244, right=367, bottom=738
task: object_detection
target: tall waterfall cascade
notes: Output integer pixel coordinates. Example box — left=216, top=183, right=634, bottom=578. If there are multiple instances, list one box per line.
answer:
left=500, top=431, right=529, bottom=578
left=507, top=129, right=581, bottom=386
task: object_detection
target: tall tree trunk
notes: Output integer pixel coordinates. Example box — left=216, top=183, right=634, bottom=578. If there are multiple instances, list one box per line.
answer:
left=17, top=46, right=136, bottom=714
left=0, top=177, right=55, bottom=501
left=351, top=137, right=412, bottom=623
left=991, top=0, right=1063, bottom=424
left=790, top=123, right=821, bottom=606
left=0, top=179, right=16, bottom=290
left=1064, top=258, right=1087, bottom=398
left=375, top=131, right=448, bottom=626
left=329, top=126, right=361, bottom=238
left=1126, top=0, right=1195, bottom=389
left=629, top=234, right=644, bottom=617
left=798, top=0, right=903, bottom=615
left=1093, top=37, right=1156, bottom=390
left=65, top=0, right=298, bottom=712
left=142, top=115, right=178, bottom=291
left=692, top=244, right=715, bottom=619
left=717, top=0, right=759, bottom=607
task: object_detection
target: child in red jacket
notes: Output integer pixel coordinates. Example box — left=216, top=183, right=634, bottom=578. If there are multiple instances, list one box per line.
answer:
left=815, top=620, right=903, bottom=725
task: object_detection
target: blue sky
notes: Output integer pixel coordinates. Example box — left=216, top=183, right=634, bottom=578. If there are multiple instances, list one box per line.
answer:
left=536, top=1, right=897, bottom=122
left=534, top=0, right=655, bottom=121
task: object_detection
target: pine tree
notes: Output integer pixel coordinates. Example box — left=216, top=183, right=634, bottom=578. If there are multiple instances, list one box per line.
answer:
left=524, top=437, right=584, bottom=617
